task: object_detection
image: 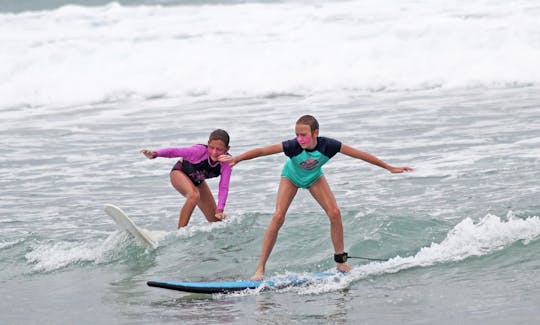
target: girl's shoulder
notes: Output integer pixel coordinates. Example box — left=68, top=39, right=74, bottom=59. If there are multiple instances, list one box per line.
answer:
left=316, top=136, right=342, bottom=158
left=282, top=138, right=302, bottom=157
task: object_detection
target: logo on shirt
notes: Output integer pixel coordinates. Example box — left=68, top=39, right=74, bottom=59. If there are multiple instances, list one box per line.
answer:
left=299, top=158, right=320, bottom=170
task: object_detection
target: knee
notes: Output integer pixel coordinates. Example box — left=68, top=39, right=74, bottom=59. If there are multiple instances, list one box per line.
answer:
left=185, top=189, right=200, bottom=203
left=327, top=208, right=341, bottom=223
left=270, top=212, right=286, bottom=229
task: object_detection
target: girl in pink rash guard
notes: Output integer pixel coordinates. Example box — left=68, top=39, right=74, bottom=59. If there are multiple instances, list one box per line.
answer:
left=141, top=129, right=232, bottom=228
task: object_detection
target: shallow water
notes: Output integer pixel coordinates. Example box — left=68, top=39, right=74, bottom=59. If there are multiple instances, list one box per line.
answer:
left=2, top=87, right=540, bottom=324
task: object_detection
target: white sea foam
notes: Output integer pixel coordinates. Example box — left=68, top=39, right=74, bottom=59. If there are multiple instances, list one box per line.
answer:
left=167, top=212, right=246, bottom=239
left=1, top=0, right=539, bottom=108
left=23, top=214, right=247, bottom=272
left=294, top=214, right=540, bottom=295
left=24, top=230, right=157, bottom=272
left=25, top=238, right=114, bottom=272
left=0, top=238, right=25, bottom=250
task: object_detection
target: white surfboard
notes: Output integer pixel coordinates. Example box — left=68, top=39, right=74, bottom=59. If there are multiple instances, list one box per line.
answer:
left=104, top=204, right=158, bottom=249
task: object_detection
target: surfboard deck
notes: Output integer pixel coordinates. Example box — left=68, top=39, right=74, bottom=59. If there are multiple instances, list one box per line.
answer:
left=104, top=204, right=157, bottom=249
left=147, top=272, right=339, bottom=294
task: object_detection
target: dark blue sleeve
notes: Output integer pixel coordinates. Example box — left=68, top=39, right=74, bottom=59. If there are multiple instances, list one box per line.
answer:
left=319, top=137, right=342, bottom=158
left=282, top=138, right=302, bottom=158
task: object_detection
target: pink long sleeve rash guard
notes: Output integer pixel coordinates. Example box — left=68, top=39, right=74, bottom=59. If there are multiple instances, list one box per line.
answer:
left=155, top=144, right=232, bottom=211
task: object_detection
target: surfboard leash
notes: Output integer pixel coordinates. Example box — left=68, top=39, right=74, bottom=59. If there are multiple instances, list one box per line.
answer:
left=334, top=252, right=389, bottom=263
left=346, top=255, right=389, bottom=262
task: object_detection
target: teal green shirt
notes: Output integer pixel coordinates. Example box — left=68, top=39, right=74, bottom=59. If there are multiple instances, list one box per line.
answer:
left=281, top=137, right=342, bottom=188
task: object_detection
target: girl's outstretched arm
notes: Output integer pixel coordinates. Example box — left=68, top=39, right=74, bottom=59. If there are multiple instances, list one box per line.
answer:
left=340, top=144, right=413, bottom=173
left=219, top=143, right=283, bottom=166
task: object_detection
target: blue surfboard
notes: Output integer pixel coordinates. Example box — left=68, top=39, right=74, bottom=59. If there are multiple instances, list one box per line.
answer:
left=147, top=272, right=339, bottom=294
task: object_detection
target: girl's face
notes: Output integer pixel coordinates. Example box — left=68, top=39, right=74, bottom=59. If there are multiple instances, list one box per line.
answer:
left=295, top=123, right=318, bottom=149
left=207, top=139, right=228, bottom=160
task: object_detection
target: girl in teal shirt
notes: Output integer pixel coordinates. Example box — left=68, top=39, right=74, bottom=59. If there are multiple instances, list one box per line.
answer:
left=220, top=115, right=412, bottom=280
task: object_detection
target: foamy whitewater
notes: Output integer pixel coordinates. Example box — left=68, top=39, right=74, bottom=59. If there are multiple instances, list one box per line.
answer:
left=1, top=0, right=540, bottom=324
left=1, top=0, right=540, bottom=108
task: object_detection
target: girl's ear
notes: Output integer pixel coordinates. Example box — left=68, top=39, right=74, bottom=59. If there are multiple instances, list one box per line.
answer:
left=313, top=129, right=320, bottom=137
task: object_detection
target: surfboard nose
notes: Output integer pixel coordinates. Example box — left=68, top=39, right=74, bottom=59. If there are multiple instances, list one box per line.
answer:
left=104, top=204, right=158, bottom=249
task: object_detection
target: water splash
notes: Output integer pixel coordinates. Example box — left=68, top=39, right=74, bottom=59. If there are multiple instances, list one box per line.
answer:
left=300, top=214, right=540, bottom=294
left=24, top=231, right=151, bottom=272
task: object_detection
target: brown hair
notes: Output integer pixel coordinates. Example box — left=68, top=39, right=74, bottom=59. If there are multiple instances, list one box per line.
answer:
left=296, top=115, right=319, bottom=133
left=209, top=129, right=230, bottom=146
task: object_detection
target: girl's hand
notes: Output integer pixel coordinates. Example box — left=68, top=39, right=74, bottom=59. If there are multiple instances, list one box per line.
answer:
left=218, top=155, right=237, bottom=166
left=389, top=166, right=413, bottom=173
left=141, top=149, right=157, bottom=159
left=215, top=212, right=227, bottom=220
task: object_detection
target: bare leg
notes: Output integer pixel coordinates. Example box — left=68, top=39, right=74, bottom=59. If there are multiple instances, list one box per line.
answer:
left=196, top=181, right=221, bottom=223
left=170, top=170, right=200, bottom=228
left=251, top=177, right=298, bottom=280
left=308, top=176, right=352, bottom=272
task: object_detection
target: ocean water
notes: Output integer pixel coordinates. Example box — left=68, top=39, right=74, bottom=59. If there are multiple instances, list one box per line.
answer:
left=1, top=0, right=540, bottom=324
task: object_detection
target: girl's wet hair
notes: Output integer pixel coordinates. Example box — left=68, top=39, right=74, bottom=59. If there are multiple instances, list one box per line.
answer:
left=209, top=129, right=230, bottom=146
left=296, top=115, right=319, bottom=133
